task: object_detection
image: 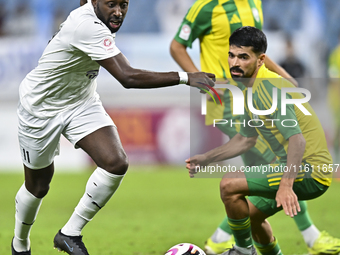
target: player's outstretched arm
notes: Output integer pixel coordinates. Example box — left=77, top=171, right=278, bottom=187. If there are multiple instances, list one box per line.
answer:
left=185, top=133, right=257, bottom=177
left=170, top=39, right=225, bottom=100
left=170, top=39, right=200, bottom=72
left=276, top=133, right=305, bottom=217
left=97, top=53, right=215, bottom=90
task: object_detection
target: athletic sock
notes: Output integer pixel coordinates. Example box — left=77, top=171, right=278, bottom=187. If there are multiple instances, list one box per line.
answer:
left=13, top=184, right=43, bottom=252
left=211, top=227, right=233, bottom=243
left=228, top=217, right=253, bottom=248
left=61, top=167, right=124, bottom=236
left=294, top=201, right=313, bottom=231
left=254, top=238, right=283, bottom=255
left=301, top=225, right=320, bottom=248
left=293, top=201, right=320, bottom=247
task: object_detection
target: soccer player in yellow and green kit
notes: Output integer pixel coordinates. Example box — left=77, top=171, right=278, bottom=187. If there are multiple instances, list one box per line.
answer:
left=186, top=26, right=338, bottom=255
left=171, top=1, right=340, bottom=254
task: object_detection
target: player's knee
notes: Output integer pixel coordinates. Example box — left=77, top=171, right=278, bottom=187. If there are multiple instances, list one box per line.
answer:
left=220, top=178, right=237, bottom=202
left=103, top=152, right=129, bottom=175
left=27, top=182, right=50, bottom=198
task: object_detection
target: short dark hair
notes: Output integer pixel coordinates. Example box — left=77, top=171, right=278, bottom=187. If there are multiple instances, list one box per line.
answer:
left=229, top=26, right=267, bottom=54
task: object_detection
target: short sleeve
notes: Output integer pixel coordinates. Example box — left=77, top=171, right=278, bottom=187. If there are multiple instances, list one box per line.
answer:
left=173, top=4, right=213, bottom=48
left=71, top=19, right=121, bottom=61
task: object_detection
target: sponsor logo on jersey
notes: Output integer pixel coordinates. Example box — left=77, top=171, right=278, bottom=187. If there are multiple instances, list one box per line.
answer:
left=230, top=13, right=241, bottom=24
left=103, top=38, right=113, bottom=47
left=179, top=24, right=191, bottom=41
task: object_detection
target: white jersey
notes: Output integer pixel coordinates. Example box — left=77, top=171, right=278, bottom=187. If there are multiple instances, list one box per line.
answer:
left=19, top=3, right=121, bottom=118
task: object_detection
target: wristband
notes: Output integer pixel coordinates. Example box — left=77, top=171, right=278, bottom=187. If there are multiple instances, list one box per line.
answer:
left=178, top=72, right=188, bottom=84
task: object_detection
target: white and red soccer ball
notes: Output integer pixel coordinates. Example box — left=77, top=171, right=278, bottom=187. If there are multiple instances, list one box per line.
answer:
left=165, top=243, right=206, bottom=255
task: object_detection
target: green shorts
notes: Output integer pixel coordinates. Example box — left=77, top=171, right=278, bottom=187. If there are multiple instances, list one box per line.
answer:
left=243, top=162, right=329, bottom=216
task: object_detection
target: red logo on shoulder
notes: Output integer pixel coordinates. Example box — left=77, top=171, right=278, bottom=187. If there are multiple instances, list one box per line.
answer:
left=104, top=38, right=112, bottom=47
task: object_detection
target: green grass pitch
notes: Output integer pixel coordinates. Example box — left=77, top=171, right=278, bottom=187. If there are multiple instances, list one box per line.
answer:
left=1, top=165, right=340, bottom=255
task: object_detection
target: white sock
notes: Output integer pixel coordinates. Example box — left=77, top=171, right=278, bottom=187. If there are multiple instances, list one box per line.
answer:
left=61, top=167, right=124, bottom=236
left=234, top=244, right=252, bottom=255
left=301, top=225, right=320, bottom=248
left=13, top=184, right=42, bottom=252
left=211, top=227, right=232, bottom=243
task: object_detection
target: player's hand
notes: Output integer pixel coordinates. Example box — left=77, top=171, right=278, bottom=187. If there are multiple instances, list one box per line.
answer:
left=187, top=72, right=216, bottom=92
left=185, top=154, right=210, bottom=178
left=275, top=186, right=300, bottom=217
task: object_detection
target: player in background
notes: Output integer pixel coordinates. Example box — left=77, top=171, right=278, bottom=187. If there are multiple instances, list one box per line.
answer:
left=171, top=1, right=340, bottom=254
left=186, top=26, right=335, bottom=255
left=11, top=1, right=215, bottom=255
left=327, top=33, right=340, bottom=163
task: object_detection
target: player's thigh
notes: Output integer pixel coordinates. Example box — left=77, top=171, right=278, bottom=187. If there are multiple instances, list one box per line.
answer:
left=220, top=171, right=250, bottom=196
left=63, top=99, right=127, bottom=167
left=18, top=103, right=62, bottom=169
left=244, top=162, right=328, bottom=201
left=242, top=162, right=286, bottom=199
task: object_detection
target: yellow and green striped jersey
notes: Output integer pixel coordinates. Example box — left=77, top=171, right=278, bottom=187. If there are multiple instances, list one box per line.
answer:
left=174, top=0, right=263, bottom=78
left=174, top=0, right=272, bottom=166
left=174, top=0, right=263, bottom=125
left=240, top=65, right=333, bottom=186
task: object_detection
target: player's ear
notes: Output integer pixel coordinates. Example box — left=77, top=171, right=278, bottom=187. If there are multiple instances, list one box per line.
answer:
left=258, top=53, right=266, bottom=66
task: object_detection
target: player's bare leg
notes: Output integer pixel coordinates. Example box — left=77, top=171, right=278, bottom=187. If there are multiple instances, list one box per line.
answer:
left=54, top=126, right=128, bottom=255
left=219, top=172, right=282, bottom=255
left=219, top=172, right=257, bottom=255
left=248, top=202, right=282, bottom=254
left=12, top=164, right=54, bottom=255
left=248, top=202, right=272, bottom=245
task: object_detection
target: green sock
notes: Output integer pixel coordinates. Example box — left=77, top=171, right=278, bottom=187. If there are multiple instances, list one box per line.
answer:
left=294, top=201, right=313, bottom=231
left=228, top=217, right=252, bottom=248
left=254, top=238, right=282, bottom=255
left=219, top=216, right=233, bottom=234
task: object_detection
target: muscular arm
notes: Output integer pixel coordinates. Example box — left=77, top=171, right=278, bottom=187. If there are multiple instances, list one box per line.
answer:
left=205, top=133, right=257, bottom=163
left=265, top=56, right=298, bottom=87
left=186, top=133, right=257, bottom=176
left=276, top=133, right=306, bottom=217
left=97, top=53, right=215, bottom=89
left=170, top=39, right=200, bottom=72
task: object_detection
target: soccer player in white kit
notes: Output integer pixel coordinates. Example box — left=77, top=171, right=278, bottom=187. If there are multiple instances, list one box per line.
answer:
left=12, top=1, right=215, bottom=254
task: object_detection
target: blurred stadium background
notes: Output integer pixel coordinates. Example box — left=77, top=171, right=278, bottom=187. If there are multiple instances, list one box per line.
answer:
left=0, top=0, right=339, bottom=170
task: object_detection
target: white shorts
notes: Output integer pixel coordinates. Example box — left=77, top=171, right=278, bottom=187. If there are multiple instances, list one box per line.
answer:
left=18, top=97, right=115, bottom=169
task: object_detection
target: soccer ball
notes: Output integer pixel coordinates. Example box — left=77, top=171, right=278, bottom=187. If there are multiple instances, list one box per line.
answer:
left=165, top=243, right=206, bottom=255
